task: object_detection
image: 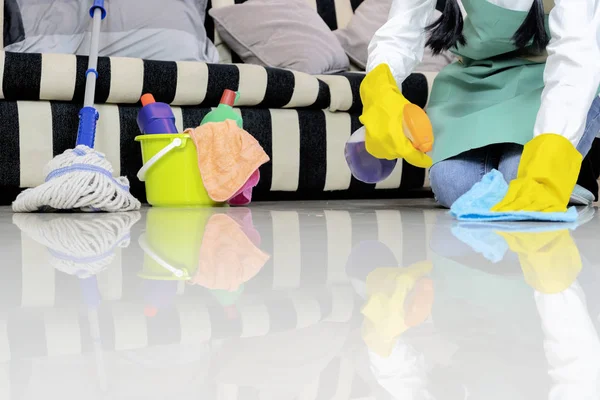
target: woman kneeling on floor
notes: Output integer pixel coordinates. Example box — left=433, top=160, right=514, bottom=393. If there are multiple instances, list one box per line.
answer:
left=361, top=0, right=600, bottom=211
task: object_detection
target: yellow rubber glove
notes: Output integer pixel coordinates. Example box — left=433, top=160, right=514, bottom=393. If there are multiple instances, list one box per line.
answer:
left=359, top=64, right=433, bottom=169
left=497, top=230, right=582, bottom=294
left=361, top=261, right=434, bottom=357
left=492, top=134, right=583, bottom=213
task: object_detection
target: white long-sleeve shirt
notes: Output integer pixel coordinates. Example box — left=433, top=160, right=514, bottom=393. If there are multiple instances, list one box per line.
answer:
left=367, top=0, right=600, bottom=147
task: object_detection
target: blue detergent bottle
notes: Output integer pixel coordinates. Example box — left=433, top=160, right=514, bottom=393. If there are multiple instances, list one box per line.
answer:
left=137, top=93, right=178, bottom=134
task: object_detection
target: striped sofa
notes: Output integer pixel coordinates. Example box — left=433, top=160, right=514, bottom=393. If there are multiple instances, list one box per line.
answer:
left=0, top=0, right=441, bottom=205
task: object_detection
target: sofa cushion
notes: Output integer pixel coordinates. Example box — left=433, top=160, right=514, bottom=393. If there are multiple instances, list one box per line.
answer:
left=334, top=1, right=454, bottom=71
left=0, top=52, right=332, bottom=108
left=0, top=51, right=436, bottom=114
left=0, top=51, right=436, bottom=115
left=3, top=0, right=219, bottom=63
left=209, top=0, right=349, bottom=75
left=207, top=0, right=362, bottom=63
left=333, top=0, right=390, bottom=68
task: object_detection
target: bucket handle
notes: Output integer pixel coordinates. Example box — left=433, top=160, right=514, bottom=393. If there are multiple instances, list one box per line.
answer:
left=138, top=233, right=189, bottom=279
left=137, top=137, right=185, bottom=182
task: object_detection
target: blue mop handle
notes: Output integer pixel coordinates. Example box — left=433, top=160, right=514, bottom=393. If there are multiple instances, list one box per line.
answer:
left=76, top=0, right=106, bottom=148
left=80, top=276, right=102, bottom=308
left=77, top=107, right=99, bottom=148
left=89, top=0, right=106, bottom=19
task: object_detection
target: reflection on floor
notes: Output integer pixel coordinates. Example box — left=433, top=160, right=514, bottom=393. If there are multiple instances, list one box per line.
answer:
left=0, top=201, right=599, bottom=399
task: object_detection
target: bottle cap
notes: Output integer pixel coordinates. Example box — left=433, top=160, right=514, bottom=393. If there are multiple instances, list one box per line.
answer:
left=224, top=305, right=238, bottom=319
left=141, top=93, right=156, bottom=107
left=144, top=306, right=158, bottom=317
left=404, top=277, right=434, bottom=327
left=219, top=89, right=237, bottom=107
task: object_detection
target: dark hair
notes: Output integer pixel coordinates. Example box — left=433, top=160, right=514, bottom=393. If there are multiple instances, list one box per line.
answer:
left=425, top=0, right=549, bottom=55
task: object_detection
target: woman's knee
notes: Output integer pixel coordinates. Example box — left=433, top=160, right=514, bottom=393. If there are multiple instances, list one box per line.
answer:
left=430, top=158, right=484, bottom=208
left=497, top=143, right=522, bottom=182
left=577, top=96, right=600, bottom=157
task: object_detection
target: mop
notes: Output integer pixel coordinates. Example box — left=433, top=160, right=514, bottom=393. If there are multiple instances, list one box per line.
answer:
left=12, top=0, right=141, bottom=213
left=13, top=212, right=141, bottom=277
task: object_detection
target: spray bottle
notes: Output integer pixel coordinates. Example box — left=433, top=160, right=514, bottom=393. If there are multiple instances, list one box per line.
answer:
left=201, top=89, right=243, bottom=128
left=345, top=105, right=433, bottom=183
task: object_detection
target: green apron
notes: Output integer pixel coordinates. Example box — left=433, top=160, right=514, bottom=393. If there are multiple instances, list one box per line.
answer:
left=427, top=0, right=554, bottom=164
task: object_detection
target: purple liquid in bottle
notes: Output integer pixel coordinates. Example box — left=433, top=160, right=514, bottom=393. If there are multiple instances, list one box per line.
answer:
left=345, top=127, right=397, bottom=184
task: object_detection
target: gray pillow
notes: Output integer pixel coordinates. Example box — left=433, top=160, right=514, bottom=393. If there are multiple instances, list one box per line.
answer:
left=4, top=0, right=219, bottom=63
left=209, top=0, right=349, bottom=75
left=334, top=0, right=454, bottom=72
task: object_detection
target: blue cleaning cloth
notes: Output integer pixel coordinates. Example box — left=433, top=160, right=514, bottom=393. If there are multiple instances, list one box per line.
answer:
left=450, top=225, right=508, bottom=263
left=450, top=207, right=595, bottom=263
left=450, top=169, right=578, bottom=222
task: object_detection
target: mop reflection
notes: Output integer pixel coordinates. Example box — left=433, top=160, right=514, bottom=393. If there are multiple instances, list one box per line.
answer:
left=13, top=212, right=141, bottom=278
left=8, top=208, right=271, bottom=399
left=12, top=212, right=142, bottom=393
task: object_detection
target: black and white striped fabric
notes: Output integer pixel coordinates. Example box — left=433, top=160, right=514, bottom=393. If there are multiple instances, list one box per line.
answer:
left=2, top=208, right=436, bottom=309
left=0, top=208, right=436, bottom=399
left=0, top=100, right=434, bottom=203
left=0, top=52, right=437, bottom=113
left=0, top=320, right=368, bottom=400
left=0, top=52, right=334, bottom=109
left=0, top=287, right=355, bottom=360
left=210, top=354, right=372, bottom=400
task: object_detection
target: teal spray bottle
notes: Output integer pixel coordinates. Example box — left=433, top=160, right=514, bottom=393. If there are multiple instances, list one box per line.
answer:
left=201, top=89, right=243, bottom=128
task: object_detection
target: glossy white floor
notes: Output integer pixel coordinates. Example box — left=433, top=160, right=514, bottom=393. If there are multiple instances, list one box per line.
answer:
left=1, top=200, right=599, bottom=399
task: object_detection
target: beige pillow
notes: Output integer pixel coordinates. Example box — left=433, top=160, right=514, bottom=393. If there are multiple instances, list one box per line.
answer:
left=209, top=0, right=350, bottom=75
left=335, top=1, right=454, bottom=72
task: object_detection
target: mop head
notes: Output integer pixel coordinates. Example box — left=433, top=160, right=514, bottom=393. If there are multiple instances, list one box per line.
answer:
left=13, top=211, right=141, bottom=278
left=13, top=145, right=141, bottom=212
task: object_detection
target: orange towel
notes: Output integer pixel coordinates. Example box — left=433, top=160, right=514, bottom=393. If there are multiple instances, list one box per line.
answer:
left=191, top=213, right=270, bottom=291
left=186, top=120, right=270, bottom=202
